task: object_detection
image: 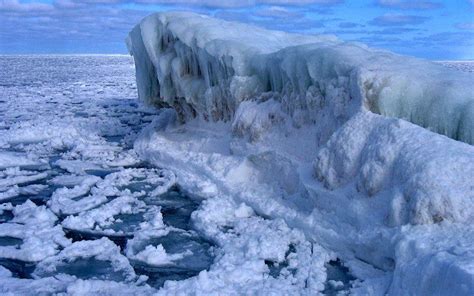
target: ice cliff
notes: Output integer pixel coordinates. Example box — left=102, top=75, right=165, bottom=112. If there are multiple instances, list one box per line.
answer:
left=127, top=11, right=473, bottom=144
left=127, top=12, right=474, bottom=295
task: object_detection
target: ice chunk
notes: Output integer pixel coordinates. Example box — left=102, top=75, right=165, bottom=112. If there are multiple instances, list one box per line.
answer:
left=62, top=195, right=164, bottom=237
left=64, top=279, right=156, bottom=295
left=133, top=244, right=189, bottom=266
left=33, top=238, right=137, bottom=283
left=126, top=230, right=212, bottom=270
left=48, top=175, right=110, bottom=216
left=48, top=168, right=174, bottom=215
left=0, top=168, right=48, bottom=190
left=0, top=152, right=49, bottom=170
left=0, top=201, right=70, bottom=262
left=0, top=167, right=51, bottom=204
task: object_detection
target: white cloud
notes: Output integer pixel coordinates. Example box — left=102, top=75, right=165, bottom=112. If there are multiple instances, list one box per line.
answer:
left=0, top=0, right=54, bottom=12
left=456, top=22, right=474, bottom=30
left=255, top=6, right=303, bottom=18
left=116, top=0, right=343, bottom=9
left=370, top=14, right=429, bottom=26
left=375, top=0, right=442, bottom=10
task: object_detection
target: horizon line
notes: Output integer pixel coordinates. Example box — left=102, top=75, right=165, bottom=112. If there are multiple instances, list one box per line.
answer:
left=1, top=53, right=473, bottom=62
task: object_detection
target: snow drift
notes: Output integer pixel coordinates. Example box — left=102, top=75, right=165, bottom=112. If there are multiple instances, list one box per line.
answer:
left=127, top=12, right=474, bottom=295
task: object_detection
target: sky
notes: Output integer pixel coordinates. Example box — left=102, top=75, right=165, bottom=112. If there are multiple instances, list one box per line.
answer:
left=0, top=0, right=473, bottom=60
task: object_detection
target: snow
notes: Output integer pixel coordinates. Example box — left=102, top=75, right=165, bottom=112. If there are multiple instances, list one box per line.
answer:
left=438, top=61, right=474, bottom=73
left=388, top=223, right=474, bottom=295
left=127, top=11, right=474, bottom=296
left=131, top=244, right=190, bottom=266
left=314, top=111, right=474, bottom=226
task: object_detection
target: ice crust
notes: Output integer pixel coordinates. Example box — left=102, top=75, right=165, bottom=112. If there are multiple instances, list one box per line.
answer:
left=127, top=11, right=473, bottom=144
left=128, top=12, right=474, bottom=295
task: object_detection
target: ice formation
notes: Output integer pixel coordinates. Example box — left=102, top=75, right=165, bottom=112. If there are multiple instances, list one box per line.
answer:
left=127, top=12, right=473, bottom=144
left=127, top=12, right=474, bottom=295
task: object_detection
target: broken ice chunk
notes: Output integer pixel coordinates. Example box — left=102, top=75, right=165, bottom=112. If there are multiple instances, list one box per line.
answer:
left=33, top=238, right=137, bottom=283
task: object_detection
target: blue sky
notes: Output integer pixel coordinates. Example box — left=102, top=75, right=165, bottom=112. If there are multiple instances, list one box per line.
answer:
left=0, top=0, right=473, bottom=60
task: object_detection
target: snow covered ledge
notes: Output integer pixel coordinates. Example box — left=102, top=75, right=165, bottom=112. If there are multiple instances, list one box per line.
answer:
left=128, top=12, right=474, bottom=295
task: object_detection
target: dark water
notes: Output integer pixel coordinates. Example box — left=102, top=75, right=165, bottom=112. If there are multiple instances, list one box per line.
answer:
left=323, top=259, right=357, bottom=295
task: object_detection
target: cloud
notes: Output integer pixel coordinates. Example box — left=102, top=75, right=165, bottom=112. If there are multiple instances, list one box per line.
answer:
left=1, top=0, right=344, bottom=13
left=0, top=0, right=337, bottom=54
left=456, top=22, right=474, bottom=30
left=0, top=1, right=152, bottom=53
left=134, top=0, right=343, bottom=8
left=255, top=6, right=303, bottom=18
left=0, top=0, right=54, bottom=12
left=215, top=9, right=324, bottom=32
left=370, top=14, right=429, bottom=26
left=260, top=0, right=343, bottom=5
left=375, top=0, right=442, bottom=10
left=327, top=26, right=417, bottom=38
left=417, top=31, right=474, bottom=46
left=0, top=0, right=470, bottom=60
left=338, top=21, right=362, bottom=28
left=376, top=27, right=418, bottom=34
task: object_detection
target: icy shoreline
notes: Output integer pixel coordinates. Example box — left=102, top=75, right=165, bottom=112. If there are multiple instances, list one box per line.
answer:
left=1, top=55, right=362, bottom=295
left=128, top=12, right=474, bottom=295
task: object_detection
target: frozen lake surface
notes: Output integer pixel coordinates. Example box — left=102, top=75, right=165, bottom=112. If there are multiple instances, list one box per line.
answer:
left=0, top=55, right=217, bottom=293
left=0, top=55, right=360, bottom=294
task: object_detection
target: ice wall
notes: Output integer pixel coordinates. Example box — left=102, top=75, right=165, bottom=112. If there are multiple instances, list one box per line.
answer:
left=127, top=12, right=474, bottom=144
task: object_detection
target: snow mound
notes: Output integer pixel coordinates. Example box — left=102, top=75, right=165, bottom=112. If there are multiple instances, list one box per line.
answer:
left=314, top=111, right=474, bottom=226
left=127, top=11, right=473, bottom=144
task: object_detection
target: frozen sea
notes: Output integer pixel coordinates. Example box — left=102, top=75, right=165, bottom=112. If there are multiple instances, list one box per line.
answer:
left=0, top=55, right=472, bottom=295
